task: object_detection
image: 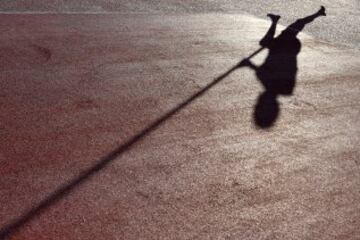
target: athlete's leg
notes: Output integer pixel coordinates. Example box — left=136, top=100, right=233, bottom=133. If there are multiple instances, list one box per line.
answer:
left=260, top=14, right=281, bottom=47
left=286, top=6, right=326, bottom=34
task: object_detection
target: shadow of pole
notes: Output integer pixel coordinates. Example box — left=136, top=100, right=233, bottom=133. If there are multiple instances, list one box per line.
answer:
left=0, top=47, right=265, bottom=239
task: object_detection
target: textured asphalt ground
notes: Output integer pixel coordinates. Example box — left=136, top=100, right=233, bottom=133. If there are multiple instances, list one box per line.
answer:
left=0, top=1, right=359, bottom=240
left=1, top=0, right=359, bottom=49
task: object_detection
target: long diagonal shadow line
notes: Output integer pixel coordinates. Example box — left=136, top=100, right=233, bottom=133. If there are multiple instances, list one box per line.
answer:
left=0, top=48, right=263, bottom=239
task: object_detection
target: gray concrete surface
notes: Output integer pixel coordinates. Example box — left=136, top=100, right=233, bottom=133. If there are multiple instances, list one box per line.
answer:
left=0, top=2, right=360, bottom=240
left=0, top=0, right=359, bottom=49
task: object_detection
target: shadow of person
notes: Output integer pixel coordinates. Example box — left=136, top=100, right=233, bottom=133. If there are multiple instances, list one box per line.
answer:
left=239, top=6, right=326, bottom=128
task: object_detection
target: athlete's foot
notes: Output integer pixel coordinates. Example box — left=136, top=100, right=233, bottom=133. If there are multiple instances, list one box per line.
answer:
left=317, top=6, right=326, bottom=16
left=267, top=14, right=281, bottom=22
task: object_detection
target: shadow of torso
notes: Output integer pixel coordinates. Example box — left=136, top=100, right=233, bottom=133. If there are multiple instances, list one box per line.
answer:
left=257, top=30, right=301, bottom=96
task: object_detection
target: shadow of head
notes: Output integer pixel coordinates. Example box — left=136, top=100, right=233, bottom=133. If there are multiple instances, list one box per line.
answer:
left=254, top=92, right=279, bottom=128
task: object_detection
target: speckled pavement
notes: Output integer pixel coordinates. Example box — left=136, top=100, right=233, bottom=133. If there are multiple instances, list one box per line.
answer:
left=0, top=11, right=359, bottom=240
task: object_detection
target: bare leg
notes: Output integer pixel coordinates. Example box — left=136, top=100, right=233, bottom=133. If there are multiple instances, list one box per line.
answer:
left=300, top=5, right=326, bottom=24
left=260, top=14, right=281, bottom=47
left=285, top=6, right=326, bottom=34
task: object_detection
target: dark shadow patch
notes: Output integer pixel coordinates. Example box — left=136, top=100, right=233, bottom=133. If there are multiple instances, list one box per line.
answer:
left=32, top=44, right=52, bottom=61
left=239, top=6, right=326, bottom=128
